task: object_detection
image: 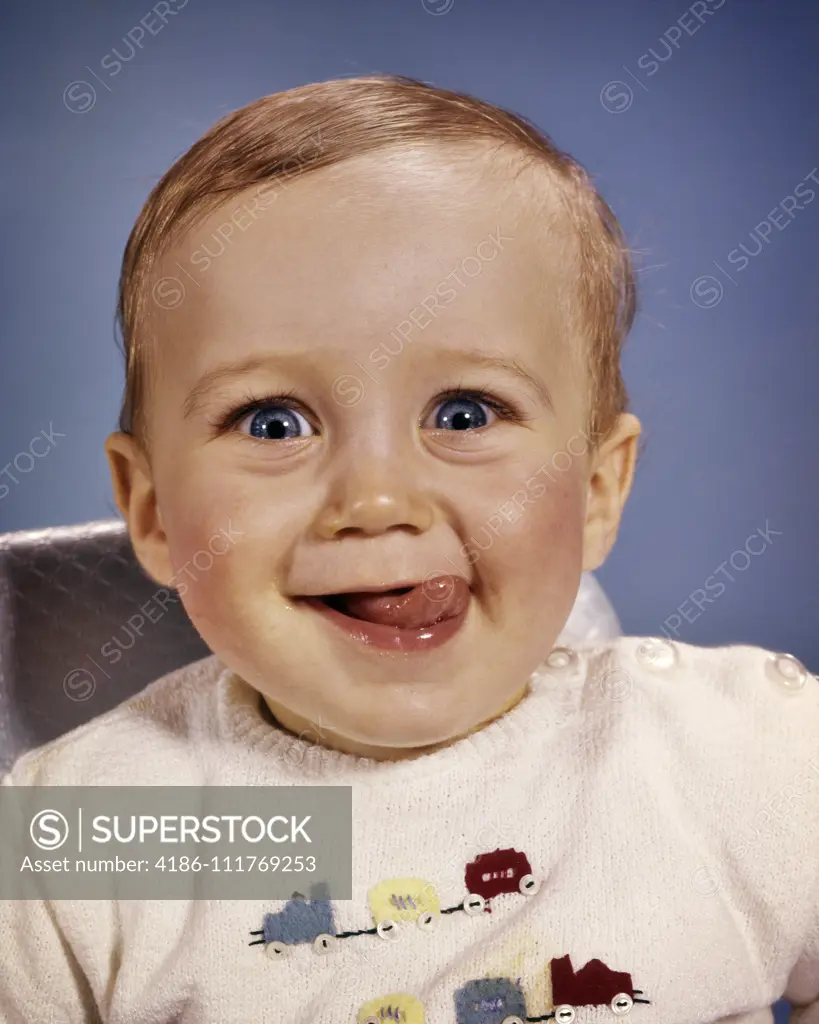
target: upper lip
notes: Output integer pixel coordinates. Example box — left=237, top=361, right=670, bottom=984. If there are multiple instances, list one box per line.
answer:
left=296, top=577, right=469, bottom=598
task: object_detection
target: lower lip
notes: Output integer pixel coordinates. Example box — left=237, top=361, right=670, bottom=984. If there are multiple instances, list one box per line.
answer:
left=299, top=596, right=469, bottom=652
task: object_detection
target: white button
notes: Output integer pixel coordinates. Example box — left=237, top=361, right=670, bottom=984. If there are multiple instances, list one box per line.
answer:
left=636, top=638, right=677, bottom=671
left=376, top=918, right=400, bottom=941
left=766, top=652, right=807, bottom=691
left=554, top=1007, right=576, bottom=1024
left=312, top=933, right=336, bottom=954
left=546, top=647, right=578, bottom=671
left=611, top=993, right=634, bottom=1014
left=463, top=893, right=485, bottom=915
left=518, top=874, right=540, bottom=896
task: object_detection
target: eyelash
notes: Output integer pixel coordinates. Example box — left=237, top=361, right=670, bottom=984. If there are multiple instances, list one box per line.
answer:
left=207, top=384, right=532, bottom=437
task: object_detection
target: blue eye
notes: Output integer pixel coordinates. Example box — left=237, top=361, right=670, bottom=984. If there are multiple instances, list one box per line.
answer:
left=214, top=387, right=524, bottom=442
left=432, top=395, right=493, bottom=431
left=241, top=405, right=314, bottom=440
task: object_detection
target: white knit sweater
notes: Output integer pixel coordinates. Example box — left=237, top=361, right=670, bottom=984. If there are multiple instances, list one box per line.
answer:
left=1, top=636, right=818, bottom=1024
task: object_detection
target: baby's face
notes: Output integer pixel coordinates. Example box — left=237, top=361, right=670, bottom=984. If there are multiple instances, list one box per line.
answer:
left=130, top=146, right=615, bottom=758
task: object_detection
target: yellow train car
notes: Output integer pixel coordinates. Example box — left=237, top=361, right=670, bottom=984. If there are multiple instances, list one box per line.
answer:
left=357, top=993, right=425, bottom=1023
left=368, top=877, right=441, bottom=934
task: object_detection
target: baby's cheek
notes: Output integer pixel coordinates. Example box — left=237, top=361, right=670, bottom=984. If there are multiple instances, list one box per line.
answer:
left=160, top=506, right=245, bottom=623
left=538, top=474, right=585, bottom=549
left=168, top=537, right=234, bottom=625
left=512, top=468, right=584, bottom=546
left=159, top=474, right=247, bottom=571
left=505, top=471, right=586, bottom=600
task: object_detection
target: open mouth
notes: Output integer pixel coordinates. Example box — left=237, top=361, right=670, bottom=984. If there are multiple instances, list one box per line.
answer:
left=319, top=587, right=415, bottom=621
left=296, top=576, right=471, bottom=652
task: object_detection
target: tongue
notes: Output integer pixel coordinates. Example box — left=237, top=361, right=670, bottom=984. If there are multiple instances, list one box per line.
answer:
left=334, top=575, right=469, bottom=629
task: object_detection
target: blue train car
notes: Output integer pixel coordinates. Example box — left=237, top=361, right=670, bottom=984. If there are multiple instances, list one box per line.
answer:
left=454, top=978, right=527, bottom=1024
left=250, top=882, right=337, bottom=956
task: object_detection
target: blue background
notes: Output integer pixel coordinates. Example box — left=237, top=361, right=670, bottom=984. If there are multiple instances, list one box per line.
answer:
left=0, top=4, right=816, bottom=1014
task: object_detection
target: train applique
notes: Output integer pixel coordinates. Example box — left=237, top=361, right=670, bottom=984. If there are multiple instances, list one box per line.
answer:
left=249, top=846, right=651, bottom=1019
left=548, top=953, right=648, bottom=1017
left=464, top=848, right=536, bottom=912
left=249, top=848, right=540, bottom=957
left=359, top=957, right=649, bottom=1024
left=357, top=993, right=425, bottom=1024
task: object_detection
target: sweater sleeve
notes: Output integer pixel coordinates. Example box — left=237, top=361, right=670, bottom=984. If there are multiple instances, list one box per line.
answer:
left=0, top=773, right=102, bottom=1024
left=781, top=755, right=819, bottom=1022
left=785, top=923, right=819, bottom=1023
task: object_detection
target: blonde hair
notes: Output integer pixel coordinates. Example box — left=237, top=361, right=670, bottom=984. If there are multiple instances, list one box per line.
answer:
left=116, top=74, right=635, bottom=449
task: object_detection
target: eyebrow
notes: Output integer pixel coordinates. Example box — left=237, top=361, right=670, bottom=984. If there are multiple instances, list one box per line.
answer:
left=182, top=353, right=301, bottom=421
left=182, top=346, right=552, bottom=420
left=432, top=347, right=553, bottom=410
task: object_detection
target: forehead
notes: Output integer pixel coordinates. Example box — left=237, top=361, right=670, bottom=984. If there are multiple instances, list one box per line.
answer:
left=149, top=144, right=583, bottom=404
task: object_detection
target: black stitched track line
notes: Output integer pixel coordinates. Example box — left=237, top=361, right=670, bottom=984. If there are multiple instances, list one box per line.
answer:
left=334, top=926, right=378, bottom=938
left=440, top=903, right=464, bottom=914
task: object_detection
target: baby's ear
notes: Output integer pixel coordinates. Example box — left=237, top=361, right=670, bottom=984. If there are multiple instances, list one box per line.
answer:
left=104, top=431, right=175, bottom=588
left=581, top=413, right=641, bottom=572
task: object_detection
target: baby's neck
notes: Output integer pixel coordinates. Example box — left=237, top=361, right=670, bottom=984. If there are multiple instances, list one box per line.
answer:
left=258, top=684, right=531, bottom=763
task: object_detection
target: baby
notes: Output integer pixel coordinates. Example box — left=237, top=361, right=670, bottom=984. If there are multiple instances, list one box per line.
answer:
left=1, top=74, right=817, bottom=1024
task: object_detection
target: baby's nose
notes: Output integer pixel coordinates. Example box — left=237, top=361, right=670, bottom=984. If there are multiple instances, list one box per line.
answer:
left=313, top=486, right=435, bottom=539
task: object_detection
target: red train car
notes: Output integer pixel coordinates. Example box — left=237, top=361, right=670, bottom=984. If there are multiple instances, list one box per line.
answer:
left=550, top=954, right=647, bottom=1018
left=464, top=848, right=538, bottom=910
